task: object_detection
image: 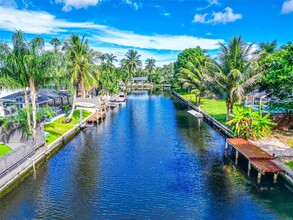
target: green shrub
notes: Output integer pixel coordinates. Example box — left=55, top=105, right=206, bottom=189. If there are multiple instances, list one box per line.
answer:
left=226, top=106, right=276, bottom=140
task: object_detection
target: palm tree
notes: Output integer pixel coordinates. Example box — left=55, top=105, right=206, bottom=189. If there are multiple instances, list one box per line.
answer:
left=145, top=58, right=156, bottom=83
left=0, top=31, right=32, bottom=133
left=122, top=49, right=142, bottom=81
left=256, top=40, right=277, bottom=59
left=178, top=48, right=212, bottom=107
left=49, top=38, right=61, bottom=52
left=211, top=36, right=261, bottom=120
left=62, top=34, right=98, bottom=122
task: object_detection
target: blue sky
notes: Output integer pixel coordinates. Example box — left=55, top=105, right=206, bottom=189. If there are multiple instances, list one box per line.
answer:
left=0, top=0, right=292, bottom=66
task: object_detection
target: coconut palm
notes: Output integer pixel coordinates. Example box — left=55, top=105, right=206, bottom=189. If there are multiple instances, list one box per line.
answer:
left=0, top=31, right=32, bottom=133
left=145, top=58, right=156, bottom=83
left=178, top=48, right=213, bottom=107
left=49, top=38, right=61, bottom=52
left=257, top=40, right=277, bottom=58
left=62, top=34, right=98, bottom=122
left=122, top=49, right=142, bottom=81
left=211, top=36, right=262, bottom=120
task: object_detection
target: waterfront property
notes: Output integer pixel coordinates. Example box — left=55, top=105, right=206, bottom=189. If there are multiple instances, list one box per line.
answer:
left=0, top=91, right=293, bottom=219
left=0, top=89, right=70, bottom=117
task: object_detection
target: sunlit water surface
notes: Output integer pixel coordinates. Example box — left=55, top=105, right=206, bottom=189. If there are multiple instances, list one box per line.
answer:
left=1, top=90, right=293, bottom=219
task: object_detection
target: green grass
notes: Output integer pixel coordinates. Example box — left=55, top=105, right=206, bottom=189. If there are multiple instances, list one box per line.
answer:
left=44, top=110, right=92, bottom=145
left=0, top=144, right=12, bottom=157
left=286, top=161, right=293, bottom=171
left=180, top=93, right=227, bottom=123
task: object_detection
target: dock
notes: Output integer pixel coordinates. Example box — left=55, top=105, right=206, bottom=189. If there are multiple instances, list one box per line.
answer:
left=226, top=138, right=284, bottom=183
left=86, top=110, right=106, bottom=123
left=187, top=110, right=203, bottom=118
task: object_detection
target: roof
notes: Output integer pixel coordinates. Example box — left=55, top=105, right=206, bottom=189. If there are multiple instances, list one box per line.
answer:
left=227, top=138, right=273, bottom=160
left=131, top=77, right=148, bottom=81
left=0, top=89, right=69, bottom=105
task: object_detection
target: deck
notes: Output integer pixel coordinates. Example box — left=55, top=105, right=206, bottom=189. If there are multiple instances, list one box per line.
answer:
left=226, top=138, right=284, bottom=174
left=187, top=110, right=203, bottom=118
left=86, top=111, right=106, bottom=123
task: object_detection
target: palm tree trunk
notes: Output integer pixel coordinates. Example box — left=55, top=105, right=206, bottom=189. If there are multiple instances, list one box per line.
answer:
left=29, top=77, right=37, bottom=138
left=68, top=87, right=77, bottom=119
left=226, top=102, right=230, bottom=121
left=23, top=88, right=32, bottom=134
left=79, top=75, right=86, bottom=98
left=198, top=95, right=201, bottom=107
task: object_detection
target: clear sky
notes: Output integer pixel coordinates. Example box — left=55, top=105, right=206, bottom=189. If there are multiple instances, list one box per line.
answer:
left=0, top=0, right=292, bottom=66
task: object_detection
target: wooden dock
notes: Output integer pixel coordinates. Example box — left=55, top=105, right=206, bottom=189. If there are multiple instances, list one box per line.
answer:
left=86, top=110, right=106, bottom=123
left=226, top=138, right=284, bottom=183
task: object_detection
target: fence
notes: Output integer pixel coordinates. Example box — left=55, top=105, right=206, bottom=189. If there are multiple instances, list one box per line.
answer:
left=0, top=126, right=45, bottom=179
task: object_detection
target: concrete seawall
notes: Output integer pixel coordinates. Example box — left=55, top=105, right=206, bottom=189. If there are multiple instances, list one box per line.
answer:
left=0, top=112, right=97, bottom=197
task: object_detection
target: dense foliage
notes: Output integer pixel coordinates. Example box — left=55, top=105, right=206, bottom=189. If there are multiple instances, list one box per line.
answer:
left=226, top=106, right=276, bottom=139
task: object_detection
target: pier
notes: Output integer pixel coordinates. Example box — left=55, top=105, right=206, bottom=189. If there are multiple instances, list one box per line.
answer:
left=226, top=138, right=284, bottom=183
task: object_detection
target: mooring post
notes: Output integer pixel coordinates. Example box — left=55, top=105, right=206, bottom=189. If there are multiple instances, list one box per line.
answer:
left=197, top=118, right=201, bottom=129
left=235, top=150, right=239, bottom=165
left=225, top=142, right=228, bottom=150
left=274, top=173, right=278, bottom=184
left=257, top=172, right=262, bottom=184
left=247, top=161, right=251, bottom=176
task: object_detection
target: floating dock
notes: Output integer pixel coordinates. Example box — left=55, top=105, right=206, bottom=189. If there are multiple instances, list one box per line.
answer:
left=187, top=110, right=203, bottom=118
left=226, top=138, right=284, bottom=183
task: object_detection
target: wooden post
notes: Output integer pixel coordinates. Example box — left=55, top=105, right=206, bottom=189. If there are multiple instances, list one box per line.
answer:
left=257, top=171, right=262, bottom=184
left=274, top=173, right=278, bottom=184
left=225, top=142, right=228, bottom=150
left=235, top=150, right=239, bottom=165
left=247, top=161, right=251, bottom=176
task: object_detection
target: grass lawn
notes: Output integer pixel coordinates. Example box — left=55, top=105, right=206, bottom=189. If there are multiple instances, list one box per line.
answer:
left=180, top=93, right=227, bottom=123
left=286, top=161, right=293, bottom=171
left=44, top=110, right=92, bottom=145
left=287, top=140, right=293, bottom=148
left=0, top=144, right=12, bottom=157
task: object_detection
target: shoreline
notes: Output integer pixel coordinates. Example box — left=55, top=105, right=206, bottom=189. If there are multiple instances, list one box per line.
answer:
left=0, top=111, right=98, bottom=198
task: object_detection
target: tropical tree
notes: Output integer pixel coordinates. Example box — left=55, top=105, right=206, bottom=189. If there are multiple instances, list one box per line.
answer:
left=227, top=106, right=275, bottom=140
left=49, top=38, right=61, bottom=52
left=62, top=34, right=98, bottom=122
left=145, top=58, right=156, bottom=83
left=121, top=49, right=142, bottom=81
left=211, top=36, right=261, bottom=120
left=0, top=31, right=32, bottom=134
left=256, top=40, right=278, bottom=59
left=178, top=48, right=212, bottom=107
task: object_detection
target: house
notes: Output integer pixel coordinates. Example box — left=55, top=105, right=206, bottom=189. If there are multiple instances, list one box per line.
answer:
left=0, top=89, right=70, bottom=117
left=131, top=77, right=148, bottom=84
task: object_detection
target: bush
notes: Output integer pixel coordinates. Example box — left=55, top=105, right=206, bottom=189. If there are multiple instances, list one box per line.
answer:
left=226, top=106, right=276, bottom=140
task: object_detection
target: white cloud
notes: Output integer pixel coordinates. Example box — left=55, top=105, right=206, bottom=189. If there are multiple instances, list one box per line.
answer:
left=163, top=12, right=170, bottom=17
left=193, top=13, right=207, bottom=23
left=0, top=6, right=224, bottom=66
left=123, top=0, right=139, bottom=10
left=0, top=6, right=107, bottom=34
left=282, top=0, right=293, bottom=14
left=196, top=0, right=219, bottom=11
left=193, top=7, right=242, bottom=24
left=55, top=0, right=101, bottom=11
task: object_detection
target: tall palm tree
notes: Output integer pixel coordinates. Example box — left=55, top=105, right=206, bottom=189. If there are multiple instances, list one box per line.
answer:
left=49, top=38, right=61, bottom=52
left=122, top=49, right=142, bottom=81
left=178, top=48, right=212, bottom=107
left=211, top=36, right=261, bottom=120
left=145, top=58, right=156, bottom=83
left=0, top=31, right=32, bottom=133
left=62, top=34, right=98, bottom=121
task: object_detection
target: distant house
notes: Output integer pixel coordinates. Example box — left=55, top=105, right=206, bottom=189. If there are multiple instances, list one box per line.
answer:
left=0, top=89, right=70, bottom=117
left=131, top=77, right=148, bottom=83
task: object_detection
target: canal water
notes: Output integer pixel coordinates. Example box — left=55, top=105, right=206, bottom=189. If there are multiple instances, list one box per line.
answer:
left=1, top=90, right=293, bottom=219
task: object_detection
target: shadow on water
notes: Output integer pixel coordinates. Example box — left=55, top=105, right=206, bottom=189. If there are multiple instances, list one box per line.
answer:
left=0, top=89, right=293, bottom=219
